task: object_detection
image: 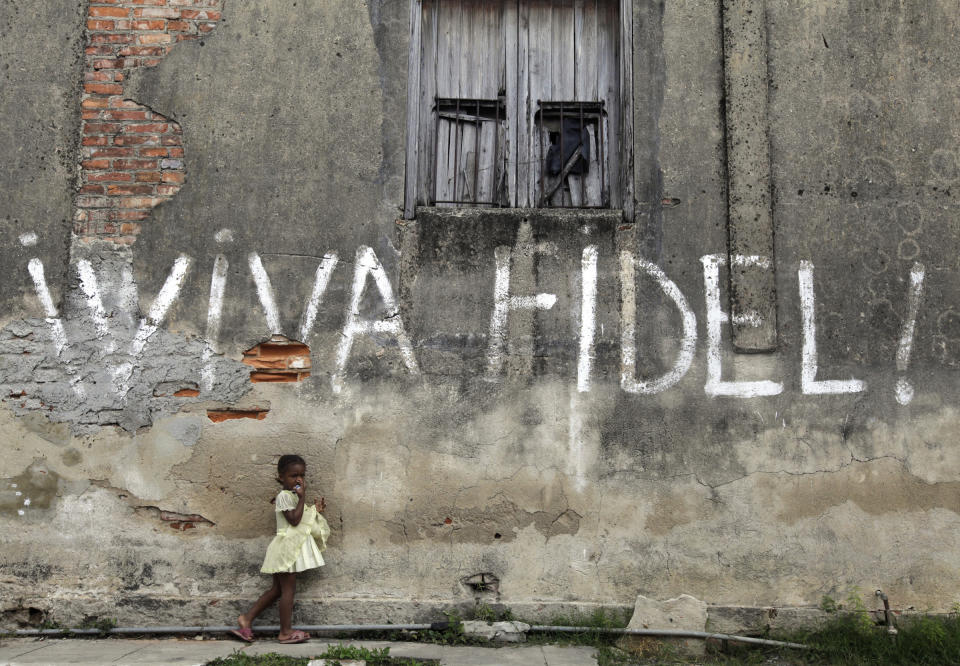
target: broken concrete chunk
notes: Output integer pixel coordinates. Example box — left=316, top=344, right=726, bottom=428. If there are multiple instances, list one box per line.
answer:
left=618, top=593, right=708, bottom=657
left=461, top=620, right=531, bottom=642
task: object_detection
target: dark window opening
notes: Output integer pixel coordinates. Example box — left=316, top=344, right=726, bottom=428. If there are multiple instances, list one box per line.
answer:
left=537, top=100, right=607, bottom=208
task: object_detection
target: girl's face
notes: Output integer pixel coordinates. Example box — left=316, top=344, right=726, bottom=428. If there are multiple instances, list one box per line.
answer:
left=279, top=463, right=305, bottom=491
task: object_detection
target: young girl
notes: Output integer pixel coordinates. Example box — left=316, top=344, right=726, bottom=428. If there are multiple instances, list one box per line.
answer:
left=231, top=454, right=330, bottom=644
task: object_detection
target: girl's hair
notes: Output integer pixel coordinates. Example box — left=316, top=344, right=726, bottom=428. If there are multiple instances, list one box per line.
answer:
left=277, top=454, right=306, bottom=475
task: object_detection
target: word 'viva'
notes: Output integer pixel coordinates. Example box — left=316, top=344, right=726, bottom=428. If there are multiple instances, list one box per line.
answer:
left=23, top=236, right=924, bottom=404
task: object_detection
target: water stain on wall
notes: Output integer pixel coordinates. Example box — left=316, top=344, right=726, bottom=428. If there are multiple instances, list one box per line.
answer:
left=386, top=497, right=582, bottom=544
left=0, top=462, right=60, bottom=516
left=767, top=458, right=960, bottom=524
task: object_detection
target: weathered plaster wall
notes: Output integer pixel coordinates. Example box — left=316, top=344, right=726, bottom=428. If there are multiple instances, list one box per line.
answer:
left=0, top=0, right=82, bottom=322
left=4, top=0, right=960, bottom=630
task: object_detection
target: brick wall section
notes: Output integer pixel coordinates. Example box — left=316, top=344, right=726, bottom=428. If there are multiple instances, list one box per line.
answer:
left=76, top=1, right=223, bottom=244
left=242, top=337, right=313, bottom=383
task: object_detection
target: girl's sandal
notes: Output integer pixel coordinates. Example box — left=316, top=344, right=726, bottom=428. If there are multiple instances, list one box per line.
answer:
left=277, top=629, right=310, bottom=644
left=229, top=627, right=255, bottom=642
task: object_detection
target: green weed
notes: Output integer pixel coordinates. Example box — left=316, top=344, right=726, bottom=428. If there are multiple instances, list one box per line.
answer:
left=206, top=644, right=438, bottom=665
left=471, top=603, right=514, bottom=623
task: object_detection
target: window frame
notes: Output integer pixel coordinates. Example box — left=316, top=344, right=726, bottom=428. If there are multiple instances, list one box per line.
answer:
left=403, top=0, right=634, bottom=221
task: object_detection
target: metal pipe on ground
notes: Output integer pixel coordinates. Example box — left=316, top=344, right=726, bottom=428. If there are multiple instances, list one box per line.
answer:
left=8, top=622, right=811, bottom=650
left=10, top=624, right=436, bottom=637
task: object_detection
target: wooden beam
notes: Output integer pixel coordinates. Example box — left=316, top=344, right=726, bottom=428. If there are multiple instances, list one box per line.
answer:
left=404, top=0, right=424, bottom=219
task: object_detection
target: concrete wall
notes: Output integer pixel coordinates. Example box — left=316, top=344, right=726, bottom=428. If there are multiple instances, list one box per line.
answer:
left=3, top=0, right=960, bottom=629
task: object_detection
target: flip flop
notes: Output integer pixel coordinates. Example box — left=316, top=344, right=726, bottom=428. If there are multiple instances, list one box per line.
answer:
left=229, top=627, right=255, bottom=642
left=277, top=629, right=310, bottom=644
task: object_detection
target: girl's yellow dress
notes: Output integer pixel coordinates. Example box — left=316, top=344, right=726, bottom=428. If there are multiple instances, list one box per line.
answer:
left=261, top=490, right=330, bottom=574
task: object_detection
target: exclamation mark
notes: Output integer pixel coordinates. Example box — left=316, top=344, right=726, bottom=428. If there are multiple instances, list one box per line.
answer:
left=895, top=263, right=925, bottom=405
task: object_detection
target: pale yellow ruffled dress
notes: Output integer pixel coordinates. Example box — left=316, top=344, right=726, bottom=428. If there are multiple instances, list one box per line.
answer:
left=261, top=490, right=330, bottom=574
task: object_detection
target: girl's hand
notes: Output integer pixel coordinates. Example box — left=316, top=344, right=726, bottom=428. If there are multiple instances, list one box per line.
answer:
left=315, top=496, right=326, bottom=514
left=293, top=481, right=305, bottom=499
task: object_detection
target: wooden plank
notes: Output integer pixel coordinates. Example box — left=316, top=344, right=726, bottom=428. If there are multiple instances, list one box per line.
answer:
left=516, top=0, right=531, bottom=206
left=460, top=0, right=478, bottom=98
left=597, top=0, right=618, bottom=207
left=619, top=0, right=634, bottom=220
left=575, top=0, right=598, bottom=101
left=479, top=0, right=499, bottom=99
left=434, top=117, right=451, bottom=204
left=551, top=0, right=575, bottom=100
left=403, top=0, right=424, bottom=218
left=477, top=120, right=497, bottom=204
left=504, top=0, right=518, bottom=206
left=459, top=120, right=476, bottom=202
left=417, top=0, right=439, bottom=207
left=528, top=0, right=553, bottom=205
left=436, top=0, right=459, bottom=97
left=457, top=0, right=469, bottom=99
left=584, top=123, right=601, bottom=204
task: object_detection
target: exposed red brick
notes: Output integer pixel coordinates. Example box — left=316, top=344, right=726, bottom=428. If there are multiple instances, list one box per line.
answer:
left=89, top=33, right=136, bottom=44
left=76, top=1, right=223, bottom=241
left=242, top=337, right=313, bottom=383
left=102, top=110, right=150, bottom=120
left=138, top=33, right=174, bottom=44
left=131, top=19, right=166, bottom=30
left=88, top=147, right=136, bottom=157
left=84, top=122, right=122, bottom=134
left=206, top=409, right=270, bottom=423
left=135, top=7, right=180, bottom=18
left=249, top=372, right=310, bottom=383
left=116, top=210, right=151, bottom=220
left=82, top=97, right=110, bottom=109
left=118, top=46, right=166, bottom=56
left=87, top=19, right=117, bottom=30
left=107, top=184, right=155, bottom=195
left=89, top=6, right=130, bottom=18
left=85, top=83, right=124, bottom=95
left=88, top=171, right=134, bottom=182
left=113, top=159, right=158, bottom=169
left=125, top=122, right=169, bottom=133
left=113, top=135, right=155, bottom=146
left=84, top=71, right=116, bottom=82
left=173, top=388, right=200, bottom=397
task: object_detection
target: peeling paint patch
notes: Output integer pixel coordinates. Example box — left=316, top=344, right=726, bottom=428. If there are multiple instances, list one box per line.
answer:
left=0, top=318, right=251, bottom=433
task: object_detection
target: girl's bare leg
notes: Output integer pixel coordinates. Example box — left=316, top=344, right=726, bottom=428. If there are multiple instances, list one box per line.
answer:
left=276, top=572, right=298, bottom=640
left=238, top=575, right=282, bottom=629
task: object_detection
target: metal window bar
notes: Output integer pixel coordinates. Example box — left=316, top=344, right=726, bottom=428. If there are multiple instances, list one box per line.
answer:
left=535, top=100, right=606, bottom=208
left=432, top=97, right=506, bottom=207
